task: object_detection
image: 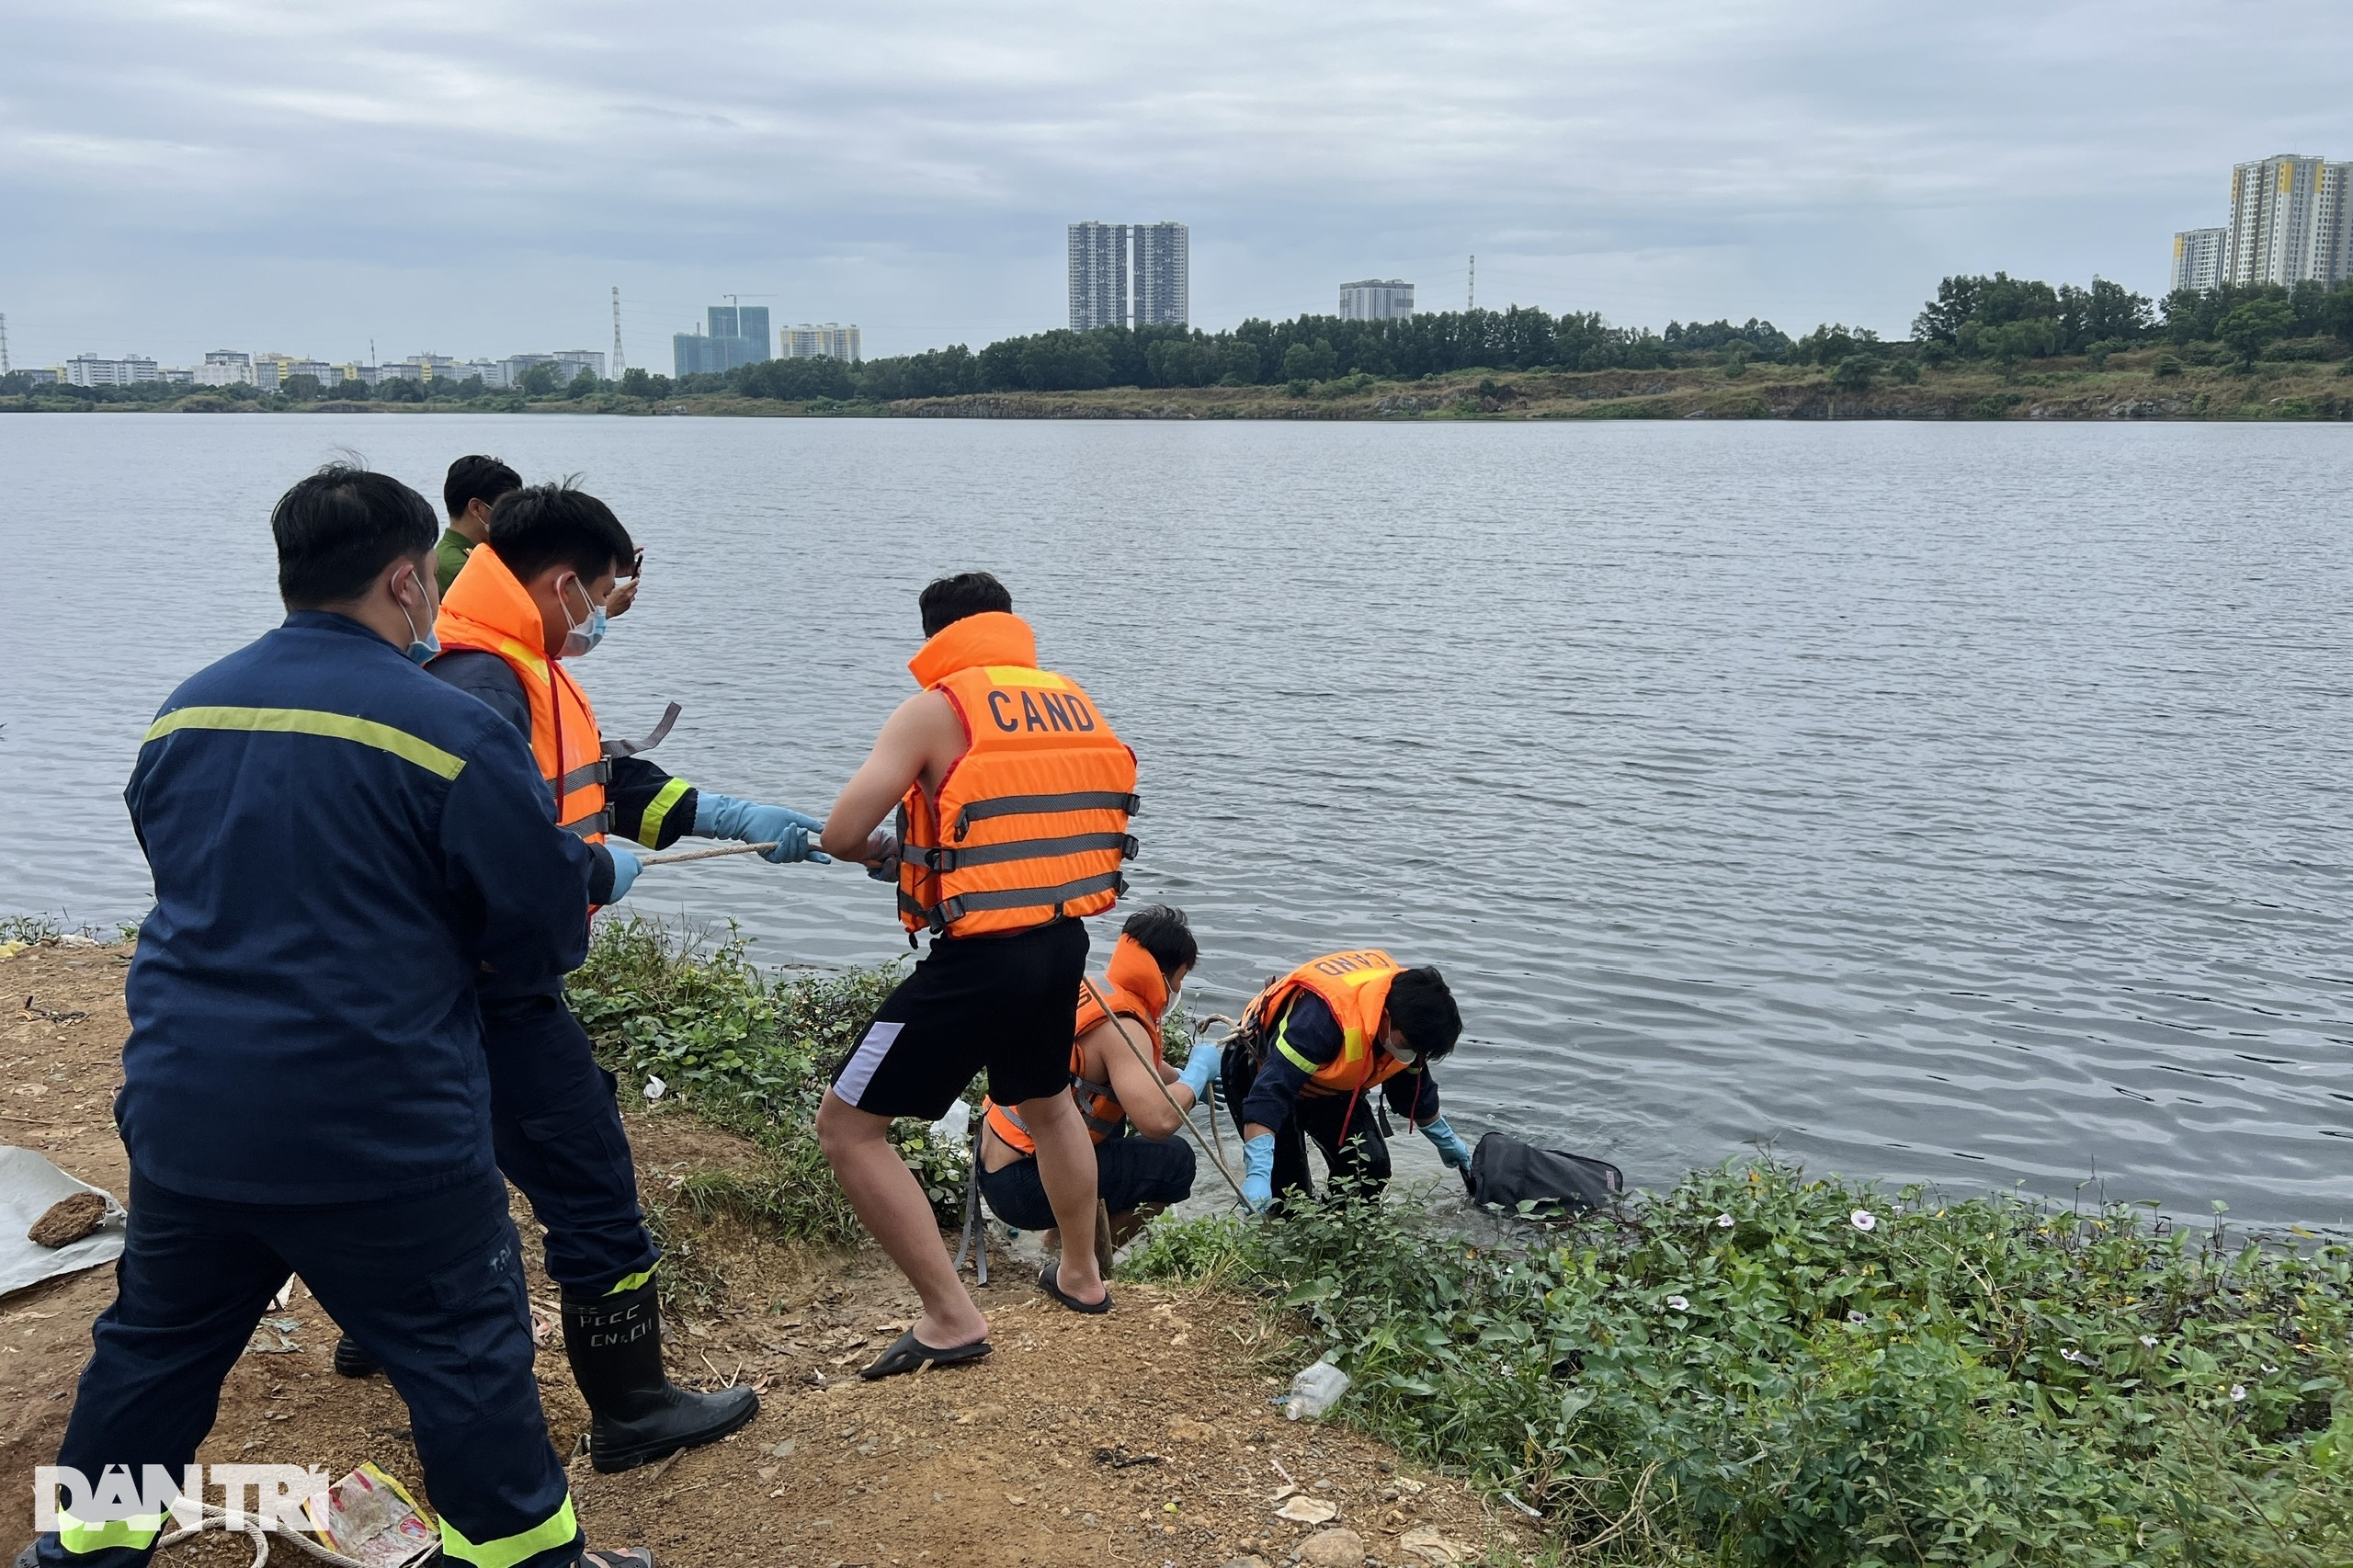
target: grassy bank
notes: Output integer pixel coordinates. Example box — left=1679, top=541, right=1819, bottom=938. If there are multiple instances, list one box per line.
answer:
left=7, top=354, right=2353, bottom=421
left=570, top=922, right=2353, bottom=1566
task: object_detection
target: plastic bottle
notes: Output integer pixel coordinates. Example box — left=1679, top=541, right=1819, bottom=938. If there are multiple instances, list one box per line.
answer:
left=1282, top=1359, right=1351, bottom=1420
left=930, top=1099, right=972, bottom=1145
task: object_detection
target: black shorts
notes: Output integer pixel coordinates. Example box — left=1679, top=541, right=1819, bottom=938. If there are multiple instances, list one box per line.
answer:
left=829, top=917, right=1088, bottom=1119
left=977, top=1132, right=1198, bottom=1230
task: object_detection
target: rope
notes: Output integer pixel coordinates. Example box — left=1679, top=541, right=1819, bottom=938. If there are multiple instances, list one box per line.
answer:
left=1078, top=977, right=1247, bottom=1204
left=155, top=1502, right=379, bottom=1568
left=635, top=840, right=780, bottom=867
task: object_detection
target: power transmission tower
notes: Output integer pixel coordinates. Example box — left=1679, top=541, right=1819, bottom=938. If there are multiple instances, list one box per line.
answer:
left=0, top=312, right=10, bottom=377
left=1468, top=256, right=1475, bottom=312
left=611, top=287, right=625, bottom=377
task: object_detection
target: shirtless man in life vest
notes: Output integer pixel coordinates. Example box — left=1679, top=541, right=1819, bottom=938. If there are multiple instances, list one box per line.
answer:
left=818, top=573, right=1140, bottom=1377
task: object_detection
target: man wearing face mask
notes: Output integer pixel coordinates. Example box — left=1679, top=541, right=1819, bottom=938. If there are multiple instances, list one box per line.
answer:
left=1222, top=950, right=1470, bottom=1212
left=317, top=481, right=823, bottom=1472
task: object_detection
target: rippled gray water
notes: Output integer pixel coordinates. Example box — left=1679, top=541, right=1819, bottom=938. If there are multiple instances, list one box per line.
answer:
left=4, top=415, right=2347, bottom=1221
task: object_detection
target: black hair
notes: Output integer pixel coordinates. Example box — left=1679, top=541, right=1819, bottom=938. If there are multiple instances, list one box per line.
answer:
left=1385, top=967, right=1462, bottom=1062
left=1120, top=905, right=1198, bottom=981
left=273, top=462, right=438, bottom=609
left=485, top=482, right=635, bottom=585
left=919, top=572, right=1013, bottom=637
left=443, top=454, right=521, bottom=519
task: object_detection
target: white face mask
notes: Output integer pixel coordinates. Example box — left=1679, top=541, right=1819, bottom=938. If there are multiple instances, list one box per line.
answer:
left=1388, top=1041, right=1418, bottom=1066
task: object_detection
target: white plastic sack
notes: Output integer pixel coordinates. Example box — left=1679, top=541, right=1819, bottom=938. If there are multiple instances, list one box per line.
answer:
left=0, top=1146, right=125, bottom=1298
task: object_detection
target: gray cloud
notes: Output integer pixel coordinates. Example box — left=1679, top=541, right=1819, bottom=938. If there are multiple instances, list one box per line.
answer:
left=3, top=0, right=2347, bottom=364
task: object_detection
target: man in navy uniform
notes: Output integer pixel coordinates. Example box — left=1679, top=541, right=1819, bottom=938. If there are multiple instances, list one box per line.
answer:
left=17, top=465, right=648, bottom=1568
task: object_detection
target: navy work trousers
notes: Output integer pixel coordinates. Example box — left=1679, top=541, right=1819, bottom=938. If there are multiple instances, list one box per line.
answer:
left=1221, top=1050, right=1392, bottom=1205
left=484, top=991, right=658, bottom=1297
left=35, top=1167, right=577, bottom=1568
left=977, top=1127, right=1198, bottom=1231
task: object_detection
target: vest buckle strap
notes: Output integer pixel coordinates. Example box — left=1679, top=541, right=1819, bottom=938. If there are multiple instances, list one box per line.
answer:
left=920, top=830, right=1136, bottom=874
left=561, top=809, right=612, bottom=838
left=932, top=869, right=1124, bottom=927
left=602, top=700, right=682, bottom=759
left=951, top=790, right=1142, bottom=842
left=557, top=757, right=613, bottom=794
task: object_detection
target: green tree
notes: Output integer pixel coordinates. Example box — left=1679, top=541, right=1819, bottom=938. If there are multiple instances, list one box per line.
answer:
left=1829, top=354, right=1881, bottom=394
left=1280, top=339, right=1339, bottom=381
left=281, top=373, right=323, bottom=401
left=2219, top=298, right=2296, bottom=368
left=517, top=361, right=563, bottom=396
left=1980, top=318, right=2058, bottom=372
left=566, top=368, right=598, bottom=399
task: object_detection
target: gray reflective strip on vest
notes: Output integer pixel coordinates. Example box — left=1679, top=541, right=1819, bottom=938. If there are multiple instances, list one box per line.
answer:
left=562, top=809, right=611, bottom=837
left=934, top=869, right=1125, bottom=926
left=603, top=701, right=681, bottom=759
left=559, top=757, right=613, bottom=793
left=952, top=790, right=1140, bottom=839
left=921, top=831, right=1136, bottom=873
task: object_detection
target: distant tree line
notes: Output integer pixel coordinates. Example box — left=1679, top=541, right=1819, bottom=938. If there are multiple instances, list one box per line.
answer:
left=11, top=271, right=2353, bottom=411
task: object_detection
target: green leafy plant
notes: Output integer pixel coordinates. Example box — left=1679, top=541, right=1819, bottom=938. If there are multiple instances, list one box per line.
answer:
left=1134, top=1159, right=2353, bottom=1566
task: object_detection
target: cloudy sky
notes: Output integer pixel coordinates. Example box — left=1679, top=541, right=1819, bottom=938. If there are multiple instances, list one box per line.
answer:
left=5, top=0, right=2350, bottom=367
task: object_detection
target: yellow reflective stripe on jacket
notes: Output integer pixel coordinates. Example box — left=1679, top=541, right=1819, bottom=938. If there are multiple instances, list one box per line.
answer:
left=55, top=1511, right=165, bottom=1554
left=1272, top=1010, right=1320, bottom=1077
left=438, top=1495, right=579, bottom=1568
left=143, top=706, right=466, bottom=780
left=634, top=777, right=694, bottom=849
left=605, top=1263, right=658, bottom=1296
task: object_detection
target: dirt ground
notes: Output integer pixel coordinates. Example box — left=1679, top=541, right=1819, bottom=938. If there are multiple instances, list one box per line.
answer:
left=0, top=941, right=1533, bottom=1567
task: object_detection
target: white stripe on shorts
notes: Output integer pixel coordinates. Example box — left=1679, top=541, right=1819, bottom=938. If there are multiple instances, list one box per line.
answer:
left=835, top=1020, right=905, bottom=1108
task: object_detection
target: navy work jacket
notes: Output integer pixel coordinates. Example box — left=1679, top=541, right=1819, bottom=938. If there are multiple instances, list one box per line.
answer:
left=120, top=611, right=600, bottom=1205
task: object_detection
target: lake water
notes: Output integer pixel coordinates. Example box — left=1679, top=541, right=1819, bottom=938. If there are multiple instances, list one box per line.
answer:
left=4, top=414, right=2348, bottom=1223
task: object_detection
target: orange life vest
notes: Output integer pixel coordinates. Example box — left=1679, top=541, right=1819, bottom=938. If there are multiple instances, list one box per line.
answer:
left=895, top=612, right=1138, bottom=938
left=981, top=935, right=1168, bottom=1156
left=1245, top=949, right=1412, bottom=1099
left=433, top=546, right=610, bottom=842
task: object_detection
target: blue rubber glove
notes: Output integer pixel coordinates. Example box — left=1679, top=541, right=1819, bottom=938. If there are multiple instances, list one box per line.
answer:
left=1420, top=1115, right=1472, bottom=1171
left=1176, top=1040, right=1222, bottom=1100
left=694, top=790, right=831, bottom=865
left=604, top=841, right=642, bottom=902
left=1242, top=1131, right=1276, bottom=1213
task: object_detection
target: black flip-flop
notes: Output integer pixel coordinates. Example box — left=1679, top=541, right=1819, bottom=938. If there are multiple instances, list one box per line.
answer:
left=1038, top=1260, right=1112, bottom=1315
left=858, top=1328, right=992, bottom=1381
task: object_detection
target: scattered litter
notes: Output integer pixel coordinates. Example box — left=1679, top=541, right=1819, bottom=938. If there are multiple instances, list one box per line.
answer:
left=53, top=934, right=100, bottom=949
left=270, top=1274, right=299, bottom=1311
left=643, top=1076, right=666, bottom=1101
left=1392, top=1475, right=1426, bottom=1496
left=1499, top=1489, right=1543, bottom=1518
left=28, top=1192, right=106, bottom=1248
left=1273, top=1495, right=1337, bottom=1524
left=1281, top=1359, right=1350, bottom=1421
left=303, top=1461, right=438, bottom=1567
left=1092, top=1446, right=1164, bottom=1469
left=928, top=1100, right=971, bottom=1145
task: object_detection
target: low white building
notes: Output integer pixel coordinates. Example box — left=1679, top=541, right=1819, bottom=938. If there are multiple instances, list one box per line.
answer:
left=65, top=354, right=161, bottom=386
left=196, top=350, right=256, bottom=387
left=782, top=324, right=861, bottom=360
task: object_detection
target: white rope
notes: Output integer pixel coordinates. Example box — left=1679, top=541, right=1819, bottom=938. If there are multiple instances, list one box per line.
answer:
left=155, top=1503, right=378, bottom=1568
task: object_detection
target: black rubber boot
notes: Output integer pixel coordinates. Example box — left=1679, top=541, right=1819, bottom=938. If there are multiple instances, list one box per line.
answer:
left=332, top=1331, right=383, bottom=1379
left=562, top=1280, right=758, bottom=1473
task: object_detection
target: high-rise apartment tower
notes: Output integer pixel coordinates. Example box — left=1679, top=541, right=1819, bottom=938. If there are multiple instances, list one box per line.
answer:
left=1132, top=222, right=1188, bottom=327
left=2170, top=229, right=2228, bottom=293
left=1068, top=222, right=1130, bottom=330
left=1338, top=279, right=1415, bottom=321
left=2224, top=154, right=2353, bottom=287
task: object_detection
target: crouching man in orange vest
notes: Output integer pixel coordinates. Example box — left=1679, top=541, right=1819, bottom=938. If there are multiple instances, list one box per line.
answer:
left=1225, top=950, right=1471, bottom=1212
left=817, top=573, right=1140, bottom=1378
left=975, top=905, right=1218, bottom=1266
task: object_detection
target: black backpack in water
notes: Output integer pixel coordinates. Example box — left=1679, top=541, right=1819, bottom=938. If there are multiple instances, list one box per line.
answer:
left=1468, top=1132, right=1623, bottom=1217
